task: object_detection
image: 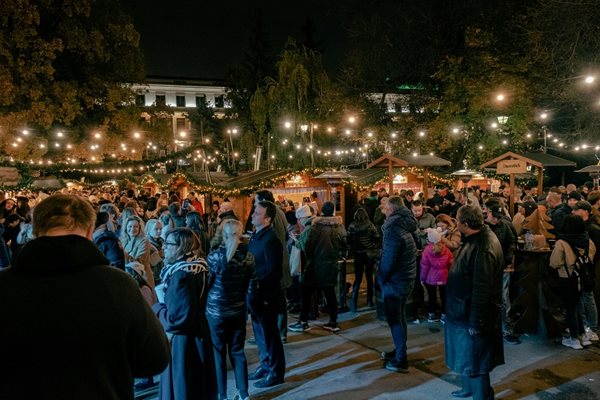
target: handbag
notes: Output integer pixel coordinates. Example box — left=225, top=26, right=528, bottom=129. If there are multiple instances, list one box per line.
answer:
left=289, top=245, right=302, bottom=277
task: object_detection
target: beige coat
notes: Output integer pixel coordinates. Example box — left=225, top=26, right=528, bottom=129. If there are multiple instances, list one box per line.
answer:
left=549, top=239, right=596, bottom=278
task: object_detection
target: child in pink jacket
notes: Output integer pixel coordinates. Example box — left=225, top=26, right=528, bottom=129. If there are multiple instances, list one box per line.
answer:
left=420, top=229, right=454, bottom=322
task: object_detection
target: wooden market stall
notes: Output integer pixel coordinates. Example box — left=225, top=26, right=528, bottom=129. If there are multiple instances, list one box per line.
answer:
left=481, top=151, right=576, bottom=217
left=366, top=153, right=452, bottom=200
left=403, top=154, right=452, bottom=200
left=215, top=169, right=331, bottom=225
left=367, top=154, right=408, bottom=195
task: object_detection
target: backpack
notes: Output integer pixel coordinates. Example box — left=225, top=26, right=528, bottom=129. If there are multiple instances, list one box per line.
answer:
left=565, top=243, right=595, bottom=292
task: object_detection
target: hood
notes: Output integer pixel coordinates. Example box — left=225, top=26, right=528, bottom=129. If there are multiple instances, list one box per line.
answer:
left=312, top=216, right=343, bottom=226
left=12, top=235, right=109, bottom=274
left=387, top=207, right=418, bottom=232
left=559, top=232, right=590, bottom=250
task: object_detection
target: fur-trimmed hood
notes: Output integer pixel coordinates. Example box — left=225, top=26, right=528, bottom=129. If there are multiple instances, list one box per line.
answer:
left=312, top=215, right=343, bottom=226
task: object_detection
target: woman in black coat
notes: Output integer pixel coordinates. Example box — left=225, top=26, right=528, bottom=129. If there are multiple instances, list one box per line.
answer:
left=152, top=228, right=217, bottom=400
left=347, top=207, right=379, bottom=310
left=206, top=219, right=257, bottom=400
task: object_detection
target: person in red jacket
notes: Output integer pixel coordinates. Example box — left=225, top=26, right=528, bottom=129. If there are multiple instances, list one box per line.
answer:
left=420, top=228, right=454, bottom=323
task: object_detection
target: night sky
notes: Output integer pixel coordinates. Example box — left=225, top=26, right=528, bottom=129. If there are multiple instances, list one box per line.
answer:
left=124, top=0, right=346, bottom=80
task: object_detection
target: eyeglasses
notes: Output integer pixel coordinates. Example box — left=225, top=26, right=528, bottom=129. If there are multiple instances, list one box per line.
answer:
left=164, top=242, right=178, bottom=247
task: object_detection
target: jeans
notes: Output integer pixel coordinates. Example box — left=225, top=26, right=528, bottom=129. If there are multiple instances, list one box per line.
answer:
left=250, top=299, right=286, bottom=379
left=207, top=315, right=248, bottom=398
left=383, top=288, right=410, bottom=362
left=300, top=285, right=337, bottom=323
left=578, top=290, right=598, bottom=331
left=501, top=271, right=512, bottom=333
left=351, top=252, right=374, bottom=307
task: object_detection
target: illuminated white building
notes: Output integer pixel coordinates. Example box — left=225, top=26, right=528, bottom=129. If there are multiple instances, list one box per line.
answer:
left=131, top=76, right=230, bottom=142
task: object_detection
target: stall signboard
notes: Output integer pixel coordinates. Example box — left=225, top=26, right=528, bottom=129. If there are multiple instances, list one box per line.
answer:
left=497, top=160, right=527, bottom=174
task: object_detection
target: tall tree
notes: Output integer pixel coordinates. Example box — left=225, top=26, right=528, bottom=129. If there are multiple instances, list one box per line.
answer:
left=520, top=0, right=600, bottom=156
left=0, top=0, right=144, bottom=145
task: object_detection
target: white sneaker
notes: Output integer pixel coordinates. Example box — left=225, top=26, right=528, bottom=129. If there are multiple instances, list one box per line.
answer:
left=585, top=328, right=599, bottom=342
left=562, top=337, right=583, bottom=350
left=581, top=335, right=593, bottom=347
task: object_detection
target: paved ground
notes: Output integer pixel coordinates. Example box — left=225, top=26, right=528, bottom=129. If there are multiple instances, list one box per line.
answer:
left=138, top=306, right=600, bottom=399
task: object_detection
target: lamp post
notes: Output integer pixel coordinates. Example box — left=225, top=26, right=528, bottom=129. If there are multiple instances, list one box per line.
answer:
left=575, top=163, right=600, bottom=191
left=451, top=160, right=478, bottom=201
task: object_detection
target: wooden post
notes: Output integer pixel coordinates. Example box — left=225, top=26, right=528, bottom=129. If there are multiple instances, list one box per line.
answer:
left=509, top=173, right=515, bottom=218
left=388, top=159, right=393, bottom=194
left=537, top=167, right=543, bottom=200
left=423, top=167, right=429, bottom=201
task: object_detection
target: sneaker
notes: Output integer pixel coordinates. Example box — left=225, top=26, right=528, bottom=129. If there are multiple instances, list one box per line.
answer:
left=323, top=321, right=340, bottom=332
left=381, top=349, right=396, bottom=361
left=585, top=328, right=599, bottom=342
left=440, top=314, right=446, bottom=325
left=427, top=313, right=440, bottom=323
left=288, top=321, right=309, bottom=332
left=384, top=359, right=408, bottom=373
left=581, top=335, right=592, bottom=347
left=409, top=318, right=421, bottom=324
left=503, top=334, right=521, bottom=345
left=562, top=337, right=583, bottom=350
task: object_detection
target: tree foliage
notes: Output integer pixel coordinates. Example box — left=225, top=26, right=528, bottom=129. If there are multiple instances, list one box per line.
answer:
left=0, top=0, right=144, bottom=135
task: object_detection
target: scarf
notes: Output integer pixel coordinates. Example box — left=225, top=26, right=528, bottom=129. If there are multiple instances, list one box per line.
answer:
left=159, top=253, right=207, bottom=290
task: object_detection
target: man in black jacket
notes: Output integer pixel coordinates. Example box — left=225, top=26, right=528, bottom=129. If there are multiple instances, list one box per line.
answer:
left=247, top=200, right=286, bottom=388
left=0, top=194, right=170, bottom=400
left=445, top=205, right=504, bottom=400
left=378, top=196, right=418, bottom=373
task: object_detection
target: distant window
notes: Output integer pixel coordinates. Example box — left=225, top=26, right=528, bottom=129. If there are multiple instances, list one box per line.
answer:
left=176, top=95, right=186, bottom=107
left=196, top=95, right=207, bottom=108
left=155, top=95, right=166, bottom=106
left=135, top=94, right=145, bottom=106
left=176, top=118, right=187, bottom=131
left=215, top=95, right=224, bottom=108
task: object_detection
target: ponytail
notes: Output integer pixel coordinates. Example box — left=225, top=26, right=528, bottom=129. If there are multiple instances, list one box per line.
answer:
left=222, top=219, right=243, bottom=261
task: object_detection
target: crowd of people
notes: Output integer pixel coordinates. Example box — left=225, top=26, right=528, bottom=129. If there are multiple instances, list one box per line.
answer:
left=0, top=180, right=598, bottom=400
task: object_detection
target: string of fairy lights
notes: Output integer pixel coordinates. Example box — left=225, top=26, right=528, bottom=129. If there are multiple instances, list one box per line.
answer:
left=5, top=73, right=600, bottom=172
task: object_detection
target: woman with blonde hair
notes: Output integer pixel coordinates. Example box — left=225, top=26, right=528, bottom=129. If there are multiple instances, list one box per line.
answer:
left=120, top=215, right=154, bottom=288
left=145, top=219, right=165, bottom=284
left=206, top=219, right=257, bottom=400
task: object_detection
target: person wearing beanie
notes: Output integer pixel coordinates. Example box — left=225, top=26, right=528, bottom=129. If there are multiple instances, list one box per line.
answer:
left=567, top=191, right=582, bottom=208
left=420, top=228, right=453, bottom=323
left=93, top=212, right=125, bottom=270
left=289, top=201, right=347, bottom=333
left=442, top=193, right=460, bottom=218
left=572, top=200, right=600, bottom=342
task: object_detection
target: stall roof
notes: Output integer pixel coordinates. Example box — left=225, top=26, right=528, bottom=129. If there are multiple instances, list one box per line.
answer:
left=217, top=169, right=293, bottom=190
left=521, top=152, right=577, bottom=167
left=400, top=154, right=452, bottom=167
left=346, top=168, right=412, bottom=186
left=367, top=153, right=409, bottom=168
left=481, top=151, right=576, bottom=169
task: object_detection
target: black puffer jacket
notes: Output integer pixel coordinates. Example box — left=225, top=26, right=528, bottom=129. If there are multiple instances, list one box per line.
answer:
left=93, top=227, right=125, bottom=270
left=347, top=220, right=379, bottom=254
left=304, top=216, right=347, bottom=287
left=377, top=207, right=418, bottom=293
left=206, top=243, right=257, bottom=320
